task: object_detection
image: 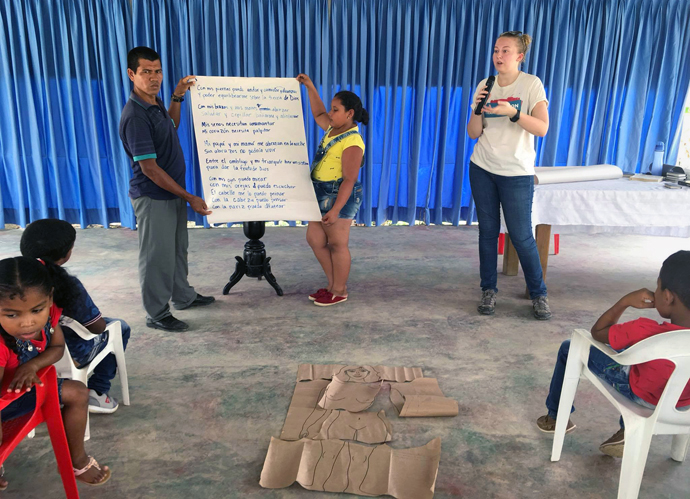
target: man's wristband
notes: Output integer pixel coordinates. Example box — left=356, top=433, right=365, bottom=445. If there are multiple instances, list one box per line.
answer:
left=510, top=108, right=521, bottom=122
left=171, top=94, right=184, bottom=103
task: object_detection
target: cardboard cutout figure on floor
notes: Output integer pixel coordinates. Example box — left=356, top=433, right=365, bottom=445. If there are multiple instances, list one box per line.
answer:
left=281, top=365, right=457, bottom=441
left=314, top=410, right=392, bottom=444
left=280, top=380, right=393, bottom=443
left=259, top=437, right=441, bottom=499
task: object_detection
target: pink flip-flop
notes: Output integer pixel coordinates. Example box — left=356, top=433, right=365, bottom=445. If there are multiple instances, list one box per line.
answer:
left=74, top=456, right=111, bottom=486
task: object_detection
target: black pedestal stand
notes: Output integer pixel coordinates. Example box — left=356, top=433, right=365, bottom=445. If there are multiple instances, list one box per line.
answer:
left=222, top=221, right=283, bottom=296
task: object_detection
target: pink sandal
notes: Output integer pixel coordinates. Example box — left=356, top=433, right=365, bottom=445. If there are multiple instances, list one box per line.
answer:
left=0, top=465, right=7, bottom=491
left=74, top=456, right=111, bottom=486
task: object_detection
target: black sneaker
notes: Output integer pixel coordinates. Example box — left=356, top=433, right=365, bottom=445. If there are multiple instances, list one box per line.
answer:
left=146, top=315, right=189, bottom=332
left=536, top=414, right=576, bottom=434
left=477, top=289, right=497, bottom=315
left=599, top=428, right=625, bottom=457
left=175, top=293, right=216, bottom=310
left=532, top=295, right=552, bottom=320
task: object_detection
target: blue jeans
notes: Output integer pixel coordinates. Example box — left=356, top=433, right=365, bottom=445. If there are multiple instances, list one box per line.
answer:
left=67, top=317, right=131, bottom=395
left=469, top=162, right=546, bottom=299
left=545, top=340, right=656, bottom=429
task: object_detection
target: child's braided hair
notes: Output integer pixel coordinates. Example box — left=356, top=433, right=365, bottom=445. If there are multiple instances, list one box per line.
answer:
left=0, top=257, right=54, bottom=354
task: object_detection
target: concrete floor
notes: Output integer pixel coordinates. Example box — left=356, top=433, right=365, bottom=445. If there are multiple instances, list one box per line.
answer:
left=0, top=225, right=688, bottom=498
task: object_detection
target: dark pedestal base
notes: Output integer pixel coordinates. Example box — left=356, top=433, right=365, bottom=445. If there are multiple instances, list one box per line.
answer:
left=222, top=221, right=283, bottom=296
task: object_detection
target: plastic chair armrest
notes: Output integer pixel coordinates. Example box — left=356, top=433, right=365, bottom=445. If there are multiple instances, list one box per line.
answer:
left=0, top=366, right=54, bottom=410
left=59, top=316, right=99, bottom=341
left=573, top=328, right=620, bottom=357
left=104, top=320, right=121, bottom=335
left=573, top=328, right=690, bottom=366
left=0, top=388, right=30, bottom=410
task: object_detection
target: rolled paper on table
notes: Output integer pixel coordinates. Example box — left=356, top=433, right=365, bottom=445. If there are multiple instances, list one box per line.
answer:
left=534, top=164, right=623, bottom=185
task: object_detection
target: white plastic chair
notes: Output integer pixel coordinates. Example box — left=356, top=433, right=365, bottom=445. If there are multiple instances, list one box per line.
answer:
left=551, top=328, right=690, bottom=499
left=52, top=316, right=130, bottom=441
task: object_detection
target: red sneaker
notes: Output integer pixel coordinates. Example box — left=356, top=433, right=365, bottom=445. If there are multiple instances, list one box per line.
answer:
left=314, top=292, right=348, bottom=307
left=308, top=288, right=329, bottom=301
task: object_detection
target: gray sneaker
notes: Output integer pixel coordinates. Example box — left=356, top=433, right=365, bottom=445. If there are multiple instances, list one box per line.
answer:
left=532, top=295, right=552, bottom=320
left=477, top=289, right=497, bottom=315
left=88, top=389, right=119, bottom=414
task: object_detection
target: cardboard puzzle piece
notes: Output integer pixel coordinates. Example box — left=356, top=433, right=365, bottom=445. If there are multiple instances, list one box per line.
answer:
left=281, top=379, right=331, bottom=440
left=281, top=380, right=393, bottom=443
left=318, top=375, right=383, bottom=412
left=389, top=378, right=458, bottom=417
left=259, top=437, right=441, bottom=499
left=298, top=364, right=424, bottom=383
left=314, top=410, right=392, bottom=444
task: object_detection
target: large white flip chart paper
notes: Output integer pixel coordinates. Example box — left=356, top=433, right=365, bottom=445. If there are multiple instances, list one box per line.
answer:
left=189, top=76, right=321, bottom=223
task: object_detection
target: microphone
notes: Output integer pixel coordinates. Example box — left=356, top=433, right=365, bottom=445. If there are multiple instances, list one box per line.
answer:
left=474, top=75, right=495, bottom=115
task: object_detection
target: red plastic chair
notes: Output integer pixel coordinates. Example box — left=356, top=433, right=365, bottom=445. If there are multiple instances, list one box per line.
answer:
left=0, top=365, right=79, bottom=498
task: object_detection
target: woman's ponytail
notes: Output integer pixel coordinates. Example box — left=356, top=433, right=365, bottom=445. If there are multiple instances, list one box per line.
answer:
left=356, top=107, right=370, bottom=126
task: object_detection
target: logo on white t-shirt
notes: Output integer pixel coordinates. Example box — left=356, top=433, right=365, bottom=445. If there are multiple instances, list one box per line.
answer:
left=484, top=97, right=522, bottom=118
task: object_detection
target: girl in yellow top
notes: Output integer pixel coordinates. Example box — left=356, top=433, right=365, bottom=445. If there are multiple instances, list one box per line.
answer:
left=297, top=74, right=368, bottom=307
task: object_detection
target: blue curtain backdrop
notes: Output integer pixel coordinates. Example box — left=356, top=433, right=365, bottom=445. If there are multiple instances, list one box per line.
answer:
left=0, top=0, right=134, bottom=229
left=2, top=0, right=689, bottom=228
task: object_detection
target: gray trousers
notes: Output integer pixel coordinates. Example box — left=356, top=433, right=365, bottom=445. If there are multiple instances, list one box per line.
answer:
left=131, top=196, right=197, bottom=321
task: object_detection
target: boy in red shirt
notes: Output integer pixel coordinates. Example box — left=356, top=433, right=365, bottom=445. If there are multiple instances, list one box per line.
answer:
left=536, top=250, right=690, bottom=457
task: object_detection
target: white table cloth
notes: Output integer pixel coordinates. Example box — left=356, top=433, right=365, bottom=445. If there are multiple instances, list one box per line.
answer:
left=532, top=178, right=690, bottom=238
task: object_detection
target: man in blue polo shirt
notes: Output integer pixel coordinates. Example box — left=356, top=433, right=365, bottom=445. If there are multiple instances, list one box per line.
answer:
left=119, top=46, right=214, bottom=332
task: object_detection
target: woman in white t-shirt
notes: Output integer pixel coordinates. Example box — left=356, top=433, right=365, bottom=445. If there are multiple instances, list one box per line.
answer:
left=467, top=31, right=552, bottom=320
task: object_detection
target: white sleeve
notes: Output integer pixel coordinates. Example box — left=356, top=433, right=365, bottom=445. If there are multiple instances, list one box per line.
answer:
left=528, top=77, right=548, bottom=114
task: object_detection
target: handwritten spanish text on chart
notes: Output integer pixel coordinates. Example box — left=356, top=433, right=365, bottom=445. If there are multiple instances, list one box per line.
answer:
left=190, top=76, right=321, bottom=223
